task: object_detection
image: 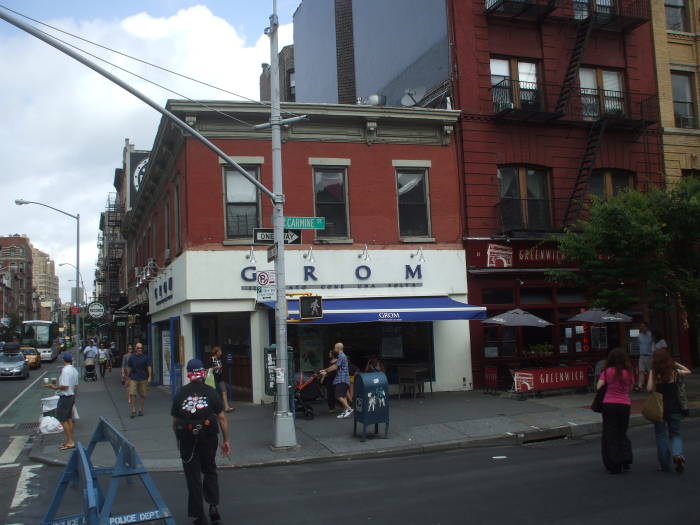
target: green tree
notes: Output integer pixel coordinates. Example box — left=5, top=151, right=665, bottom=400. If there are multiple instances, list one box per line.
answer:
left=549, top=178, right=700, bottom=325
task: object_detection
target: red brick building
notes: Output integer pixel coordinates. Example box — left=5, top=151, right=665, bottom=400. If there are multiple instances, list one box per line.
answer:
left=0, top=234, right=35, bottom=323
left=448, top=0, right=669, bottom=387
left=120, top=101, right=487, bottom=401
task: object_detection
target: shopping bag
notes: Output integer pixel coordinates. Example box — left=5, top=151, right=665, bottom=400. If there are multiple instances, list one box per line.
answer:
left=205, top=369, right=216, bottom=388
left=591, top=385, right=606, bottom=413
left=72, top=405, right=80, bottom=420
left=642, top=391, right=664, bottom=423
left=39, top=416, right=64, bottom=434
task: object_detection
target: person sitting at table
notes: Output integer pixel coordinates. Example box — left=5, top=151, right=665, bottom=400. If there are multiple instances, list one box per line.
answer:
left=365, top=355, right=385, bottom=373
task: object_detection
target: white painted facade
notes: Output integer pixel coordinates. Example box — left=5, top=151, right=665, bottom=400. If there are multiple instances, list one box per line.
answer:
left=148, top=248, right=475, bottom=403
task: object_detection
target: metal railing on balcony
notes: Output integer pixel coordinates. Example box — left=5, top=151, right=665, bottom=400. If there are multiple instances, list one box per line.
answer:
left=553, top=0, right=650, bottom=31
left=485, top=0, right=558, bottom=20
left=564, top=87, right=658, bottom=127
left=674, top=103, right=697, bottom=129
left=491, top=78, right=563, bottom=121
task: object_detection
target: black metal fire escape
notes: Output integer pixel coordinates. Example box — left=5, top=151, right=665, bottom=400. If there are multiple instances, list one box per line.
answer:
left=563, top=118, right=608, bottom=228
left=554, top=17, right=593, bottom=115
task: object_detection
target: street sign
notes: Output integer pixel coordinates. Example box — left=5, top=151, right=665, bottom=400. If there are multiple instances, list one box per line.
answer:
left=70, top=306, right=81, bottom=315
left=87, top=302, right=105, bottom=319
left=256, top=270, right=276, bottom=302
left=253, top=228, right=302, bottom=245
left=284, top=217, right=325, bottom=229
left=267, top=244, right=277, bottom=263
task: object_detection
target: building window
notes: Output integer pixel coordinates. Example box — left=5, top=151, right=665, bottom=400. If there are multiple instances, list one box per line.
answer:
left=665, top=0, right=689, bottom=31
left=396, top=170, right=430, bottom=238
left=579, top=68, right=625, bottom=120
left=671, top=72, right=696, bottom=128
left=314, top=167, right=348, bottom=238
left=287, top=69, right=296, bottom=101
left=490, top=58, right=540, bottom=113
left=225, top=166, right=260, bottom=238
left=589, top=169, right=634, bottom=199
left=497, top=166, right=552, bottom=231
left=174, top=183, right=181, bottom=253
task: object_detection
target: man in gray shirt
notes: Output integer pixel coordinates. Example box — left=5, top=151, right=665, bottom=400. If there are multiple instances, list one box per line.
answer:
left=637, top=321, right=653, bottom=390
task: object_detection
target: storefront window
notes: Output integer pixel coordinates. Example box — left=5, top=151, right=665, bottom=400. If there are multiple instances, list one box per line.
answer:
left=483, top=288, right=514, bottom=304
left=557, top=288, right=585, bottom=303
left=520, top=288, right=551, bottom=304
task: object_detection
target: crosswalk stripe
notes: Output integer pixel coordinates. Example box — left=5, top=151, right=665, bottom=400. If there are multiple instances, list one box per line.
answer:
left=0, top=435, right=29, bottom=464
left=10, top=464, right=41, bottom=510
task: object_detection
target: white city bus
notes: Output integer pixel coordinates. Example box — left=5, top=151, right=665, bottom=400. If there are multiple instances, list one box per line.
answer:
left=20, top=320, right=60, bottom=361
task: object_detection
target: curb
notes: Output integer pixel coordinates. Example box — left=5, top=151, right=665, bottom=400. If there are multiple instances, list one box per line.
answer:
left=29, top=408, right=700, bottom=471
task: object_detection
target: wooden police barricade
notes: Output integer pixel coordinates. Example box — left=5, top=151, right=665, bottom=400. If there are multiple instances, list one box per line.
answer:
left=43, top=417, right=174, bottom=525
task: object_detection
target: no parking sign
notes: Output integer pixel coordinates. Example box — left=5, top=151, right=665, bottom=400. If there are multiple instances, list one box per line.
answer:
left=256, top=270, right=276, bottom=302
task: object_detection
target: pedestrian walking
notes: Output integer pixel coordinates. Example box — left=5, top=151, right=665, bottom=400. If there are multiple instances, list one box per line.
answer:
left=172, top=359, right=230, bottom=525
left=82, top=340, right=98, bottom=381
left=320, top=349, right=338, bottom=413
left=636, top=321, right=653, bottom=390
left=596, top=347, right=634, bottom=474
left=210, top=347, right=234, bottom=413
left=45, top=352, right=80, bottom=451
left=647, top=348, right=692, bottom=473
left=121, top=344, right=133, bottom=403
left=98, top=343, right=111, bottom=379
left=319, top=342, right=353, bottom=419
left=126, top=342, right=152, bottom=418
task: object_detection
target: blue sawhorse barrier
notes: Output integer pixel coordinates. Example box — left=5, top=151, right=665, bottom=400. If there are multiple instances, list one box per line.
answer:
left=42, top=417, right=175, bottom=525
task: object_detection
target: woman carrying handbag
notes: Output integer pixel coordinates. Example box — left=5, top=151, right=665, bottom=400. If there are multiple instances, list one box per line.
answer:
left=596, top=348, right=634, bottom=474
left=647, top=348, right=691, bottom=473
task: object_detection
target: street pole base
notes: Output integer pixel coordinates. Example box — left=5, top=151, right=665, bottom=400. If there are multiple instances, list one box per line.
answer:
left=273, top=411, right=297, bottom=448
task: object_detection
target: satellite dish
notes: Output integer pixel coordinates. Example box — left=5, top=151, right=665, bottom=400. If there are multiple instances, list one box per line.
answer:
left=400, top=86, right=427, bottom=107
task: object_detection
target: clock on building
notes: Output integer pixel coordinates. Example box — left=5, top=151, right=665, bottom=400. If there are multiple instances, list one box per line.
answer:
left=133, top=157, right=149, bottom=191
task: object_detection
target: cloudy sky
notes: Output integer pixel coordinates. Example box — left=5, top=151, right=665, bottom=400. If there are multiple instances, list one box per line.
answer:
left=0, top=1, right=296, bottom=303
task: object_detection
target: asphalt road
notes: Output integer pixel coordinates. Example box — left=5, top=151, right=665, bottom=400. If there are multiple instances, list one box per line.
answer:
left=8, top=418, right=700, bottom=525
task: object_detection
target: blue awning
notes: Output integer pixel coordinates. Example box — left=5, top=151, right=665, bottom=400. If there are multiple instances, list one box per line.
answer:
left=263, top=296, right=487, bottom=324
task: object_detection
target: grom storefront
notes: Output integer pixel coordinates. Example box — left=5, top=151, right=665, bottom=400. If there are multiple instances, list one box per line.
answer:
left=467, top=240, right=628, bottom=391
left=148, top=247, right=486, bottom=403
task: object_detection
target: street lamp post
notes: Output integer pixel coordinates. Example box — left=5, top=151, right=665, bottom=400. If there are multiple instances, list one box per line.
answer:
left=15, top=199, right=80, bottom=351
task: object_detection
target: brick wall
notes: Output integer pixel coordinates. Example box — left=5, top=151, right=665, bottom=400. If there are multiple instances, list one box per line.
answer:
left=335, top=0, right=357, bottom=104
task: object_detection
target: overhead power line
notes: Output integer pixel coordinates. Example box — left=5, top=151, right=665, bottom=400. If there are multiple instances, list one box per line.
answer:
left=0, top=3, right=303, bottom=118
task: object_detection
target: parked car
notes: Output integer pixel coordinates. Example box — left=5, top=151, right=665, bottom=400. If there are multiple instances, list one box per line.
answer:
left=21, top=348, right=41, bottom=369
left=0, top=352, right=30, bottom=380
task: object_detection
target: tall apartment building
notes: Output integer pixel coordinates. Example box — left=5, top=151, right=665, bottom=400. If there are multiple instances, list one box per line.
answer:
left=31, top=246, right=59, bottom=301
left=650, top=0, right=700, bottom=182
left=0, top=234, right=35, bottom=321
left=292, top=1, right=695, bottom=385
left=259, top=44, right=296, bottom=102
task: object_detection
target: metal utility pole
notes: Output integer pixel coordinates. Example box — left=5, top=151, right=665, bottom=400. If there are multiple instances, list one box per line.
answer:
left=0, top=2, right=303, bottom=448
left=267, top=0, right=296, bottom=448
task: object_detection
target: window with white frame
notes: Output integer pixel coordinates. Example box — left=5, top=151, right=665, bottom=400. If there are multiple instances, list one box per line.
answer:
left=397, top=169, right=430, bottom=237
left=225, top=166, right=260, bottom=238
left=314, top=167, right=348, bottom=238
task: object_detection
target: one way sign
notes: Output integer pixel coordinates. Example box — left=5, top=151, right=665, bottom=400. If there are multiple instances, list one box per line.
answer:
left=253, top=228, right=302, bottom=245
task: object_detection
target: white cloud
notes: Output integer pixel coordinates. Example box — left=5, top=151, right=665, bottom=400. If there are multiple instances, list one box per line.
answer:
left=0, top=6, right=292, bottom=302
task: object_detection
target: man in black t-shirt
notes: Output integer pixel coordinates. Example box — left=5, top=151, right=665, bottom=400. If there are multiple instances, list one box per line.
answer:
left=172, top=359, right=231, bottom=525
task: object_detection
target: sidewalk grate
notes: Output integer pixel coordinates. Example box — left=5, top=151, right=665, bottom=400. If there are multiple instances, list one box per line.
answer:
left=15, top=422, right=40, bottom=430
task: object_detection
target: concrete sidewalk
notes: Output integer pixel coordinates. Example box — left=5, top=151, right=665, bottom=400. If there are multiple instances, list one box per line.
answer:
left=30, top=368, right=700, bottom=471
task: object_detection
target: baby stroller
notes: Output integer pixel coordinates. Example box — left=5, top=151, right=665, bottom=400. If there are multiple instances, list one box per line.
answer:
left=293, top=372, right=322, bottom=420
left=83, top=358, right=97, bottom=382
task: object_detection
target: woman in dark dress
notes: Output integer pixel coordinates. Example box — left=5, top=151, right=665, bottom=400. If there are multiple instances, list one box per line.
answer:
left=647, top=348, right=691, bottom=472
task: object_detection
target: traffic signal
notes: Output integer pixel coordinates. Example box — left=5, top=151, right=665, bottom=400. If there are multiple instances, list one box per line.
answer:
left=298, top=295, right=323, bottom=320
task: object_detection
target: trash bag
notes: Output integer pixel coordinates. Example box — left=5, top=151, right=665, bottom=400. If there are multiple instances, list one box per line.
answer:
left=39, top=416, right=64, bottom=434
